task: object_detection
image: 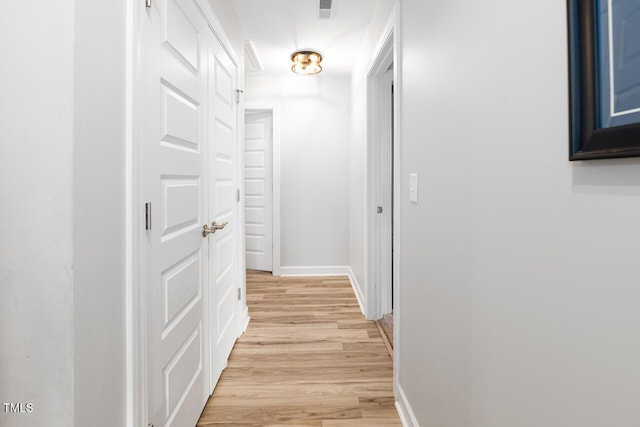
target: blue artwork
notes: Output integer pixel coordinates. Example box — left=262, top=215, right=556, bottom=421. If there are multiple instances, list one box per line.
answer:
left=568, top=0, right=640, bottom=159
left=597, top=0, right=640, bottom=128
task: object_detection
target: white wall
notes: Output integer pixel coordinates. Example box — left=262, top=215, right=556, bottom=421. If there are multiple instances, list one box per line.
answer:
left=73, top=0, right=127, bottom=426
left=398, top=0, right=640, bottom=426
left=1, top=2, right=128, bottom=426
left=349, top=0, right=395, bottom=312
left=0, top=3, right=75, bottom=426
left=245, top=75, right=351, bottom=269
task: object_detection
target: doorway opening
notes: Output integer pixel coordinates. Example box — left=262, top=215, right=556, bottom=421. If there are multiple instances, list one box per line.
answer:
left=372, top=65, right=394, bottom=352
left=366, top=22, right=398, bottom=362
left=244, top=111, right=273, bottom=272
left=377, top=68, right=394, bottom=353
left=243, top=105, right=281, bottom=277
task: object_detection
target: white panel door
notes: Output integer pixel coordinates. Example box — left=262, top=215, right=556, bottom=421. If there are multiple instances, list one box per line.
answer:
left=207, top=33, right=240, bottom=388
left=144, top=0, right=209, bottom=425
left=244, top=112, right=273, bottom=271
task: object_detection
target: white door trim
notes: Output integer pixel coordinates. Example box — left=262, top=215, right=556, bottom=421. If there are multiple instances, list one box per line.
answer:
left=390, top=2, right=402, bottom=403
left=365, top=13, right=395, bottom=320
left=363, top=3, right=403, bottom=402
left=126, top=1, right=147, bottom=426
left=126, top=1, right=242, bottom=425
left=245, top=102, right=281, bottom=277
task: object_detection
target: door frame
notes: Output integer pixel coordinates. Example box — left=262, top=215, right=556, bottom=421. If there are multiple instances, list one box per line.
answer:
left=365, top=14, right=397, bottom=319
left=364, top=5, right=402, bottom=398
left=126, top=1, right=243, bottom=425
left=244, top=102, right=281, bottom=277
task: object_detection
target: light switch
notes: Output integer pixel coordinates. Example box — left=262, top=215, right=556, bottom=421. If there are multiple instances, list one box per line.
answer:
left=409, top=173, right=418, bottom=203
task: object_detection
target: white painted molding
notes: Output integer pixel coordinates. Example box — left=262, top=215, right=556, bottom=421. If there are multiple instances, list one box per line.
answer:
left=365, top=10, right=395, bottom=321
left=391, top=0, right=401, bottom=398
left=396, top=384, right=420, bottom=427
left=279, top=266, right=350, bottom=276
left=240, top=308, right=250, bottom=335
left=347, top=267, right=366, bottom=316
left=367, top=12, right=396, bottom=77
left=244, top=40, right=264, bottom=72
left=126, top=1, right=148, bottom=426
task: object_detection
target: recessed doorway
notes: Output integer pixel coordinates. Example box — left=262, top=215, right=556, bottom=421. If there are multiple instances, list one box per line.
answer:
left=243, top=106, right=281, bottom=276
left=366, top=22, right=399, bottom=366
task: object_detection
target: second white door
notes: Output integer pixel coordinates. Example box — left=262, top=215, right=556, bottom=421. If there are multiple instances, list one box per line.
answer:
left=207, top=31, right=240, bottom=388
left=244, top=112, right=273, bottom=272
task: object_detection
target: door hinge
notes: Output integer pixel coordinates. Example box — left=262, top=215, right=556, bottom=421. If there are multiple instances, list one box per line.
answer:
left=145, top=0, right=152, bottom=7
left=235, top=89, right=244, bottom=105
left=237, top=288, right=242, bottom=301
left=145, top=202, right=152, bottom=230
left=236, top=189, right=240, bottom=202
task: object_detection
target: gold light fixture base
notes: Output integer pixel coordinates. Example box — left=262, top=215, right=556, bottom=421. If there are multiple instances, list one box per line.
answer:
left=290, top=50, right=323, bottom=75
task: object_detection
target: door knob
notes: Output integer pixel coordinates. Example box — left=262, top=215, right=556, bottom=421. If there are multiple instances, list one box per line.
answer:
left=202, top=220, right=228, bottom=237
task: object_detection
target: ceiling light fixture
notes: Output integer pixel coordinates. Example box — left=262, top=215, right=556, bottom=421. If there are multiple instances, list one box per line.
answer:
left=290, top=50, right=323, bottom=75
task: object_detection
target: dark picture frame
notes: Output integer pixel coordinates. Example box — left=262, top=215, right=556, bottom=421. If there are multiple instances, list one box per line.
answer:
left=567, top=0, right=640, bottom=160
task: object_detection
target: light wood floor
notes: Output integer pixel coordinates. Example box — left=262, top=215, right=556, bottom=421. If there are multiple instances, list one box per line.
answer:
left=197, top=270, right=402, bottom=426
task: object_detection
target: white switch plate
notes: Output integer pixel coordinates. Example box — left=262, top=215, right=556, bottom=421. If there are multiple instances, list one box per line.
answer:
left=409, top=173, right=418, bottom=203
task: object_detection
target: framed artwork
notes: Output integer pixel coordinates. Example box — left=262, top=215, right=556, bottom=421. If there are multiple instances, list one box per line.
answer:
left=567, top=0, right=640, bottom=160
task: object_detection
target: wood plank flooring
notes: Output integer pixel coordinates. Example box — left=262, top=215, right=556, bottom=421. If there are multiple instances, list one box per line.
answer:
left=197, top=270, right=402, bottom=426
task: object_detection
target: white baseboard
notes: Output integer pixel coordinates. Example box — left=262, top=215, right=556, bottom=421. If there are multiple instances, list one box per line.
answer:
left=240, top=308, right=250, bottom=335
left=396, top=384, right=420, bottom=427
left=279, top=266, right=350, bottom=276
left=347, top=266, right=366, bottom=316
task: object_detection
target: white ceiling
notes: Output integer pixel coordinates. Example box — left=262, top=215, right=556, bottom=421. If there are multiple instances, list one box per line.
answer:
left=229, top=0, right=378, bottom=77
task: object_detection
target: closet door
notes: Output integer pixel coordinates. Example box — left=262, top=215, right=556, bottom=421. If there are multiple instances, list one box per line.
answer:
left=244, top=111, right=273, bottom=272
left=206, top=29, right=240, bottom=388
left=144, top=0, right=209, bottom=425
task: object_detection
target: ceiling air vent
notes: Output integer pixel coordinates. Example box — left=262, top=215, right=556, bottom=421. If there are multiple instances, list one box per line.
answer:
left=319, top=0, right=333, bottom=19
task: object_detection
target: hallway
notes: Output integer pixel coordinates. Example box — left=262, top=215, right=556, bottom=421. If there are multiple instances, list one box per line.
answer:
left=197, top=271, right=401, bottom=426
